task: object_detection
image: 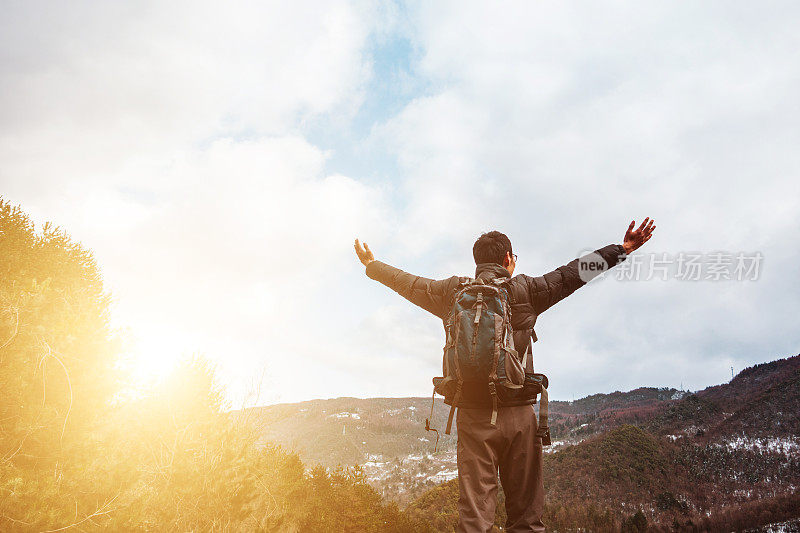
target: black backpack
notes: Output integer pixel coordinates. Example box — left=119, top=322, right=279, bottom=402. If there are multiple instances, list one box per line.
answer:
left=425, top=277, right=551, bottom=447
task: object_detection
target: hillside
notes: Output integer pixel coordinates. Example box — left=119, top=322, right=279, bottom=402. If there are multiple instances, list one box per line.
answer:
left=244, top=386, right=689, bottom=472
left=407, top=424, right=800, bottom=531
left=697, top=355, right=800, bottom=439
left=245, top=396, right=459, bottom=466
left=244, top=396, right=461, bottom=501
left=246, top=354, right=800, bottom=529
left=246, top=354, right=800, bottom=467
left=407, top=354, right=800, bottom=531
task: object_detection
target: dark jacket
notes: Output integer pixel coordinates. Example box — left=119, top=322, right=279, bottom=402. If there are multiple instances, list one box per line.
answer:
left=365, top=244, right=626, bottom=405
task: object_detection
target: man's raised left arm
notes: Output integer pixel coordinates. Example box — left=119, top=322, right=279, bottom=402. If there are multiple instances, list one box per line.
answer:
left=525, top=218, right=656, bottom=315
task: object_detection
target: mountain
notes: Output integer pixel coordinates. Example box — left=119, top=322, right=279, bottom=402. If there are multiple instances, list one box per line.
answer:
left=245, top=396, right=457, bottom=467
left=243, top=396, right=461, bottom=501
left=697, top=355, right=800, bottom=439
left=407, top=423, right=800, bottom=532
left=548, top=354, right=800, bottom=444
left=244, top=354, right=800, bottom=530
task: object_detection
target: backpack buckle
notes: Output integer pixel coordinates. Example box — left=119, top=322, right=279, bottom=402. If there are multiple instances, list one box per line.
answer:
left=537, top=426, right=552, bottom=446
left=488, top=382, right=498, bottom=426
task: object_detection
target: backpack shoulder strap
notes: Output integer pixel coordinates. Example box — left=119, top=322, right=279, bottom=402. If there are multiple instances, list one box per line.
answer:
left=492, top=277, right=516, bottom=303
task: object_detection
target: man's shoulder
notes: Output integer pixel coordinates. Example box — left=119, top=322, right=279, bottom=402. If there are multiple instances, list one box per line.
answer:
left=509, top=273, right=532, bottom=286
left=442, top=275, right=470, bottom=291
left=510, top=272, right=554, bottom=292
left=508, top=273, right=545, bottom=302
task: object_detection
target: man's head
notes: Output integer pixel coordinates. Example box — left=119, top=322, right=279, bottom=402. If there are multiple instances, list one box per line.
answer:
left=473, top=231, right=516, bottom=275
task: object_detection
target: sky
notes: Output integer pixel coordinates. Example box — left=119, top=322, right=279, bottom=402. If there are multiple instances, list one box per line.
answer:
left=1, top=1, right=799, bottom=406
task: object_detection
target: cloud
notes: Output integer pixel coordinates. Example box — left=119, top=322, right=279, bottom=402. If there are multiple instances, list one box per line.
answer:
left=0, top=0, right=397, bottom=403
left=368, top=1, right=800, bottom=397
left=0, top=0, right=374, bottom=207
left=104, top=135, right=393, bottom=403
left=2, top=1, right=799, bottom=405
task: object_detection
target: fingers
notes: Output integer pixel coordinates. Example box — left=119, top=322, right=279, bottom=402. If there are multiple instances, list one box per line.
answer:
left=628, top=220, right=635, bottom=232
left=636, top=217, right=649, bottom=232
left=354, top=238, right=366, bottom=258
left=364, top=242, right=371, bottom=254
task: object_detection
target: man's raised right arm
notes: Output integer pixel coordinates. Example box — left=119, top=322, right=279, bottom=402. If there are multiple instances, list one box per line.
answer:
left=355, top=239, right=460, bottom=318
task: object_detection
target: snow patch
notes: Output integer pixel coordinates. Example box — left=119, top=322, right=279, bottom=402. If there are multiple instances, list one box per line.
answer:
left=428, top=469, right=459, bottom=483
left=328, top=411, right=360, bottom=420
left=757, top=518, right=800, bottom=532
left=722, top=436, right=800, bottom=456
left=544, top=438, right=584, bottom=454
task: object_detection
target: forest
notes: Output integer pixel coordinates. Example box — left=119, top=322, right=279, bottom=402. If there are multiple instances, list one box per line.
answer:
left=0, top=199, right=430, bottom=532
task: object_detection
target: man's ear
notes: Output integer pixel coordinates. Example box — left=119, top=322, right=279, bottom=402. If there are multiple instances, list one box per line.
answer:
left=502, top=252, right=511, bottom=267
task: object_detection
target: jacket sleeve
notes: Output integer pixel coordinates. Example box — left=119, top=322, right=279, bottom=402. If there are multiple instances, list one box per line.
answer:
left=364, top=260, right=462, bottom=319
left=523, top=244, right=626, bottom=315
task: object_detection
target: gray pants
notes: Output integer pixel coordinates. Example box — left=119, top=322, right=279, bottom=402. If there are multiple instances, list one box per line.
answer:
left=456, top=405, right=545, bottom=533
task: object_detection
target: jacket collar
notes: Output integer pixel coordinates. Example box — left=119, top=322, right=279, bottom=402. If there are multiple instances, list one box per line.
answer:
left=474, top=262, right=511, bottom=281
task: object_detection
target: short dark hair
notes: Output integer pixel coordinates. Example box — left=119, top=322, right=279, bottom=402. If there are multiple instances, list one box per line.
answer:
left=473, top=231, right=512, bottom=265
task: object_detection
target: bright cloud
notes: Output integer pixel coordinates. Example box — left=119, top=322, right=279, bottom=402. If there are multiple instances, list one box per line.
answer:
left=369, top=1, right=800, bottom=397
left=1, top=1, right=799, bottom=405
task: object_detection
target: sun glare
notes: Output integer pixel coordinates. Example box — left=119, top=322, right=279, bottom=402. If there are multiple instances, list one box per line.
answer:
left=124, top=334, right=186, bottom=387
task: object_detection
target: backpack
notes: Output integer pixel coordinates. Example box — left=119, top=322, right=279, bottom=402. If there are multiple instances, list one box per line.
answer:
left=425, top=277, right=551, bottom=447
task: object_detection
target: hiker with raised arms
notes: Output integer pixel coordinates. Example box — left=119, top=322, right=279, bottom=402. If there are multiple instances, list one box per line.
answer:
left=354, top=218, right=655, bottom=532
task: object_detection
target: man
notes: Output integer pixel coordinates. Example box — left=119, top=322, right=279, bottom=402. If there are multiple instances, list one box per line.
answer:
left=354, top=218, right=656, bottom=532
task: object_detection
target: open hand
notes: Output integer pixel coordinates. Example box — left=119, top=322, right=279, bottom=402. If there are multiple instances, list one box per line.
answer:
left=622, top=218, right=656, bottom=254
left=354, top=238, right=375, bottom=267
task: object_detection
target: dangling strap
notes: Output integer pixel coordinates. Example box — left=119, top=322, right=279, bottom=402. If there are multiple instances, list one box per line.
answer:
left=536, top=386, right=551, bottom=446
left=424, top=387, right=440, bottom=452
left=522, top=332, right=550, bottom=445
left=445, top=382, right=462, bottom=435
left=445, top=405, right=456, bottom=435
left=488, top=381, right=498, bottom=426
